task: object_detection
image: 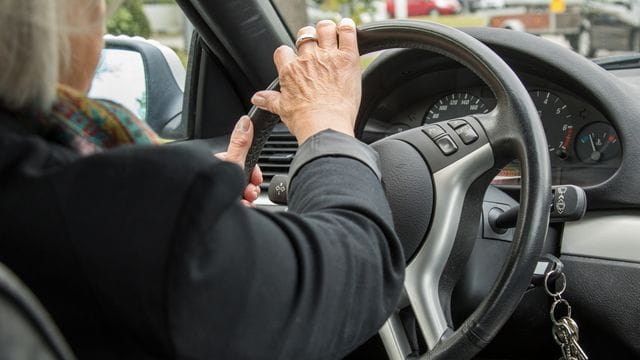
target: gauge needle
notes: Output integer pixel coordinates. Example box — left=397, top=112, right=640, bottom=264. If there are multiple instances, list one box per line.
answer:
left=589, top=134, right=597, bottom=152
left=599, top=135, right=612, bottom=154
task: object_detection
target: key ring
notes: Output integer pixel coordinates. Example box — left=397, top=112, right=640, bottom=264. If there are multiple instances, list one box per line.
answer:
left=550, top=298, right=572, bottom=325
left=544, top=269, right=566, bottom=298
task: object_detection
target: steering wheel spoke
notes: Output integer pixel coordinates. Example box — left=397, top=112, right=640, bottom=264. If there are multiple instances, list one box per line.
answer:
left=405, top=141, right=494, bottom=347
left=377, top=121, right=497, bottom=357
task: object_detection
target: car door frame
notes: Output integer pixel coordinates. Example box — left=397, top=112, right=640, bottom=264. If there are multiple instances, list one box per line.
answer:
left=176, top=0, right=294, bottom=142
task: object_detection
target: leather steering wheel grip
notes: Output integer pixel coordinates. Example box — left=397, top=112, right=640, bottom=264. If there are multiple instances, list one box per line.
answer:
left=244, top=79, right=280, bottom=180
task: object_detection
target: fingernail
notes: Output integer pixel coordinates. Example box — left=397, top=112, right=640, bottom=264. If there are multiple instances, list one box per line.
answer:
left=236, top=116, right=251, bottom=132
left=252, top=94, right=266, bottom=107
left=340, top=18, right=356, bottom=28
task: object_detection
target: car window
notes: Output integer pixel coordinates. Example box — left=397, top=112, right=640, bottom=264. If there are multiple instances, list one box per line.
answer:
left=90, top=49, right=147, bottom=120
left=90, top=0, right=191, bottom=139
left=273, top=0, right=640, bottom=59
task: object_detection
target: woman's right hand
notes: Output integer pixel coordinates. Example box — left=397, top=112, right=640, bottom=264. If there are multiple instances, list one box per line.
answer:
left=250, top=18, right=361, bottom=144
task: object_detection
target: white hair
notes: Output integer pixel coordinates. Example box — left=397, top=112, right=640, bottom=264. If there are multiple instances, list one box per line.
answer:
left=0, top=0, right=109, bottom=114
left=0, top=1, right=68, bottom=113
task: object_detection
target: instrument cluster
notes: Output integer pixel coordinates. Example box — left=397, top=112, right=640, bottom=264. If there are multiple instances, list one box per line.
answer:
left=362, top=83, right=621, bottom=187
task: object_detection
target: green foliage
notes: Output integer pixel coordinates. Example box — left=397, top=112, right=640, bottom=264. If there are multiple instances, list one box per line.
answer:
left=339, top=0, right=377, bottom=23
left=319, top=0, right=378, bottom=24
left=337, top=0, right=377, bottom=14
left=106, top=0, right=151, bottom=38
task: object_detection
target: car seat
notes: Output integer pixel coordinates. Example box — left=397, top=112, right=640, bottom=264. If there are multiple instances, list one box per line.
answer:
left=0, top=262, right=76, bottom=360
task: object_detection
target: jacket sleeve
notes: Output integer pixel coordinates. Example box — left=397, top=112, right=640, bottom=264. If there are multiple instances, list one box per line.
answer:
left=49, top=132, right=404, bottom=360
left=168, top=132, right=405, bottom=360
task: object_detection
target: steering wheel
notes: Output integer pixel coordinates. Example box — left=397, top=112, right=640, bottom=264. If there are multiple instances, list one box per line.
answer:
left=245, top=20, right=551, bottom=359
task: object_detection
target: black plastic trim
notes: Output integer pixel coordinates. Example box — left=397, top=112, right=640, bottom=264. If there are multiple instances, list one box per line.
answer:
left=560, top=255, right=640, bottom=358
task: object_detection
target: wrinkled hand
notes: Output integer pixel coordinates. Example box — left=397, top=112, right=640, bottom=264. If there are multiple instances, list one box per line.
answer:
left=215, top=116, right=263, bottom=207
left=251, top=18, right=361, bottom=144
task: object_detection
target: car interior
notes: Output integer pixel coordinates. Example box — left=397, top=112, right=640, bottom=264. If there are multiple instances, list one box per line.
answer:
left=2, top=0, right=640, bottom=359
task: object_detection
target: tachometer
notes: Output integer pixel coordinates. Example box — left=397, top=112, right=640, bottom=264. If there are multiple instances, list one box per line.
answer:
left=424, top=92, right=488, bottom=123
left=529, top=90, right=575, bottom=160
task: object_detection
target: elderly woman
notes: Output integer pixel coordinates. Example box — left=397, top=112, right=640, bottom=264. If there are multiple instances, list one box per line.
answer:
left=0, top=1, right=404, bottom=359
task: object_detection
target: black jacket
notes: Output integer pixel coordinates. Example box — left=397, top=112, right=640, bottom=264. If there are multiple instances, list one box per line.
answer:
left=0, top=112, right=404, bottom=360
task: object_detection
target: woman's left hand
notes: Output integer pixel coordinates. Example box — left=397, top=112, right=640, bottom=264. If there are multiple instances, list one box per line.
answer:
left=215, top=116, right=263, bottom=207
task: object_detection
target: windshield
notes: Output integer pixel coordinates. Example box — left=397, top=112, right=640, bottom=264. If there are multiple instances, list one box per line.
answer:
left=274, top=0, right=640, bottom=59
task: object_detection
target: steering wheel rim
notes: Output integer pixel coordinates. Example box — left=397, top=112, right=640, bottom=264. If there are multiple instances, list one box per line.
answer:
left=245, top=20, right=551, bottom=359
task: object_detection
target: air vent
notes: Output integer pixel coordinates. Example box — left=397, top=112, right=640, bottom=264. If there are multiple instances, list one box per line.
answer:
left=258, top=129, right=298, bottom=190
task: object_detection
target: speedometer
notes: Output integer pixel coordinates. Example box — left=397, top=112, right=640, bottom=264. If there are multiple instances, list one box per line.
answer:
left=424, top=92, right=489, bottom=123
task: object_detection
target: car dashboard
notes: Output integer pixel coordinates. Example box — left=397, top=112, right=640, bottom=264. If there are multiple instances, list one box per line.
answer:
left=359, top=62, right=622, bottom=188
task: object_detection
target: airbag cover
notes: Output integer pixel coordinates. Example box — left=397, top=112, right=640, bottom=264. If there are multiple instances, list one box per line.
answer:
left=373, top=139, right=434, bottom=261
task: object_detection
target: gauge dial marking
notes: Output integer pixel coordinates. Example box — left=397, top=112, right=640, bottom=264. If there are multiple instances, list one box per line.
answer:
left=529, top=90, right=575, bottom=160
left=424, top=92, right=488, bottom=123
